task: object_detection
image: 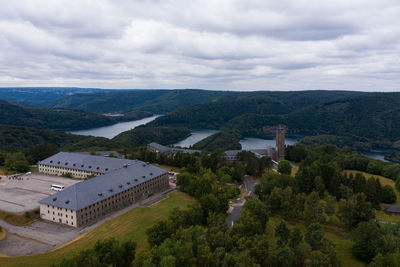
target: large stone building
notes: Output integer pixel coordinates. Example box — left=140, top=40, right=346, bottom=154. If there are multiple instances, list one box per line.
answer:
left=38, top=152, right=138, bottom=179
left=39, top=159, right=169, bottom=227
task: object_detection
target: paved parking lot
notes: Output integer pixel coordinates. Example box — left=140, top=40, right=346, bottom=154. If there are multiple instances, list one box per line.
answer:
left=0, top=173, right=79, bottom=213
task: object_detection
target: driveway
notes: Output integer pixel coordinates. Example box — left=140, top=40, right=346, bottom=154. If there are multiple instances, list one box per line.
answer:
left=227, top=176, right=258, bottom=227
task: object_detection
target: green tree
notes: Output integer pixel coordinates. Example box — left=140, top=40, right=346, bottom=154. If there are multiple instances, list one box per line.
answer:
left=338, top=193, right=374, bottom=228
left=305, top=223, right=325, bottom=250
left=304, top=191, right=326, bottom=224
left=381, top=185, right=397, bottom=204
left=289, top=226, right=303, bottom=248
left=278, top=160, right=292, bottom=175
left=5, top=152, right=30, bottom=172
left=351, top=222, right=380, bottom=263
left=305, top=250, right=331, bottom=267
left=324, top=194, right=336, bottom=217
left=275, top=220, right=291, bottom=246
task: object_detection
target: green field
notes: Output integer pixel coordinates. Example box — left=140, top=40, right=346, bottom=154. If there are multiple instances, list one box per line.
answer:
left=0, top=210, right=37, bottom=226
left=0, top=191, right=195, bottom=267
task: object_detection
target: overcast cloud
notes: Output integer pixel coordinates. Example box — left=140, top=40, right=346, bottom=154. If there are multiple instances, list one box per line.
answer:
left=0, top=0, right=399, bottom=91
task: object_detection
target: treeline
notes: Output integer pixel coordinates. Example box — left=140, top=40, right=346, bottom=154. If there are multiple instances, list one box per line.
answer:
left=47, top=89, right=228, bottom=114
left=286, top=144, right=400, bottom=181
left=132, top=148, right=273, bottom=181
left=0, top=100, right=117, bottom=131
left=55, top=238, right=136, bottom=267
left=113, top=126, right=191, bottom=148
left=192, top=132, right=241, bottom=152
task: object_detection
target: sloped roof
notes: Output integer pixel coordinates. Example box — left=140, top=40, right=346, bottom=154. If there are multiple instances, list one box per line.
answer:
left=148, top=142, right=200, bottom=154
left=38, top=152, right=135, bottom=174
left=39, top=160, right=167, bottom=211
left=384, top=205, right=400, bottom=213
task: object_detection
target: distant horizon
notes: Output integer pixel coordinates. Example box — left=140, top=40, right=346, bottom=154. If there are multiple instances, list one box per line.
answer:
left=0, top=86, right=398, bottom=93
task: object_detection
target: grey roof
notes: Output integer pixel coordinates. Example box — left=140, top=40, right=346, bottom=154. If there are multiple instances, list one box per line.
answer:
left=74, top=151, right=124, bottom=158
left=39, top=161, right=167, bottom=211
left=38, top=152, right=136, bottom=174
left=384, top=205, right=400, bottom=213
left=148, top=142, right=200, bottom=154
left=148, top=142, right=171, bottom=153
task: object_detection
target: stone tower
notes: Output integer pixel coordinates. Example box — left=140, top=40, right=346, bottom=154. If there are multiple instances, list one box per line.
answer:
left=276, top=125, right=286, bottom=161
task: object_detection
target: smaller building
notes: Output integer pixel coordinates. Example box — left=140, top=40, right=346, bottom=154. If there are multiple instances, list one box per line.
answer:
left=384, top=205, right=400, bottom=215
left=147, top=142, right=201, bottom=155
left=224, top=149, right=270, bottom=161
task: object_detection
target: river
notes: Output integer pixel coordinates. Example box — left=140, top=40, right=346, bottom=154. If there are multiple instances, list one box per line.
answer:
left=173, top=129, right=219, bottom=148
left=70, top=115, right=161, bottom=139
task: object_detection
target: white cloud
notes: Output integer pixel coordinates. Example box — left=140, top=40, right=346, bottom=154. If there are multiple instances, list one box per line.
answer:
left=0, top=0, right=399, bottom=91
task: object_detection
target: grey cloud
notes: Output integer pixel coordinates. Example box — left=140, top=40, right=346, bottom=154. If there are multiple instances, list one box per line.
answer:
left=0, top=0, right=399, bottom=91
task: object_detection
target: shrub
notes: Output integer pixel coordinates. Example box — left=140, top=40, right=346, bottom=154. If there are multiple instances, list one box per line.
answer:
left=381, top=185, right=397, bottom=204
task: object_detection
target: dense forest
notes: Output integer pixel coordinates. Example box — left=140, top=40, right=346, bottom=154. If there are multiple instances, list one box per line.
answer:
left=0, top=125, right=86, bottom=151
left=0, top=100, right=117, bottom=131
left=44, top=89, right=230, bottom=114
left=150, top=92, right=400, bottom=151
left=112, top=126, right=191, bottom=147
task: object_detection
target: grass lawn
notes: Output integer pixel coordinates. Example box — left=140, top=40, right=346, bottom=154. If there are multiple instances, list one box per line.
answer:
left=375, top=210, right=400, bottom=223
left=0, top=210, right=38, bottom=226
left=290, top=167, right=298, bottom=177
left=344, top=170, right=400, bottom=204
left=267, top=215, right=365, bottom=267
left=0, top=228, right=6, bottom=241
left=0, top=190, right=195, bottom=267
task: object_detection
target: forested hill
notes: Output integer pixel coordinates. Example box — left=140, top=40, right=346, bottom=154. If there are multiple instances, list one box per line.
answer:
left=0, top=125, right=85, bottom=151
left=150, top=90, right=364, bottom=129
left=151, top=92, right=400, bottom=149
left=44, top=89, right=231, bottom=114
left=0, top=100, right=118, bottom=131
left=0, top=87, right=103, bottom=105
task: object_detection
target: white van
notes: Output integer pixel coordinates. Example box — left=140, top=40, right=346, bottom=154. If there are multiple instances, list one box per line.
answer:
left=26, top=172, right=32, bottom=175
left=51, top=184, right=64, bottom=191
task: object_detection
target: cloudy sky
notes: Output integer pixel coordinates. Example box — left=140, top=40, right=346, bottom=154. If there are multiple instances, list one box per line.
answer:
left=0, top=0, right=399, bottom=91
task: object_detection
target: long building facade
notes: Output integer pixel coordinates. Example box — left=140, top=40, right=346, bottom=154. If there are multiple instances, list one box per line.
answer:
left=39, top=154, right=169, bottom=227
left=38, top=152, right=139, bottom=178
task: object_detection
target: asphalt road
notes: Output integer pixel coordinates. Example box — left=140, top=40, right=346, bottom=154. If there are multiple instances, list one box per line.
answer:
left=227, top=176, right=257, bottom=227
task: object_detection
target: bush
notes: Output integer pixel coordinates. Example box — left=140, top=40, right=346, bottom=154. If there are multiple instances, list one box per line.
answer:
left=381, top=185, right=397, bottom=204
left=61, top=173, right=73, bottom=178
left=24, top=211, right=31, bottom=219
left=278, top=160, right=292, bottom=175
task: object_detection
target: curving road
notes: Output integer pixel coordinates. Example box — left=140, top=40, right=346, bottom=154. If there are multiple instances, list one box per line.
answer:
left=227, top=175, right=258, bottom=227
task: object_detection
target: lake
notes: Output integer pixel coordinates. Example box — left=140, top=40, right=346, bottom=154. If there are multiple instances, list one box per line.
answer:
left=173, top=129, right=219, bottom=147
left=70, top=115, right=161, bottom=139
left=240, top=137, right=298, bottom=150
